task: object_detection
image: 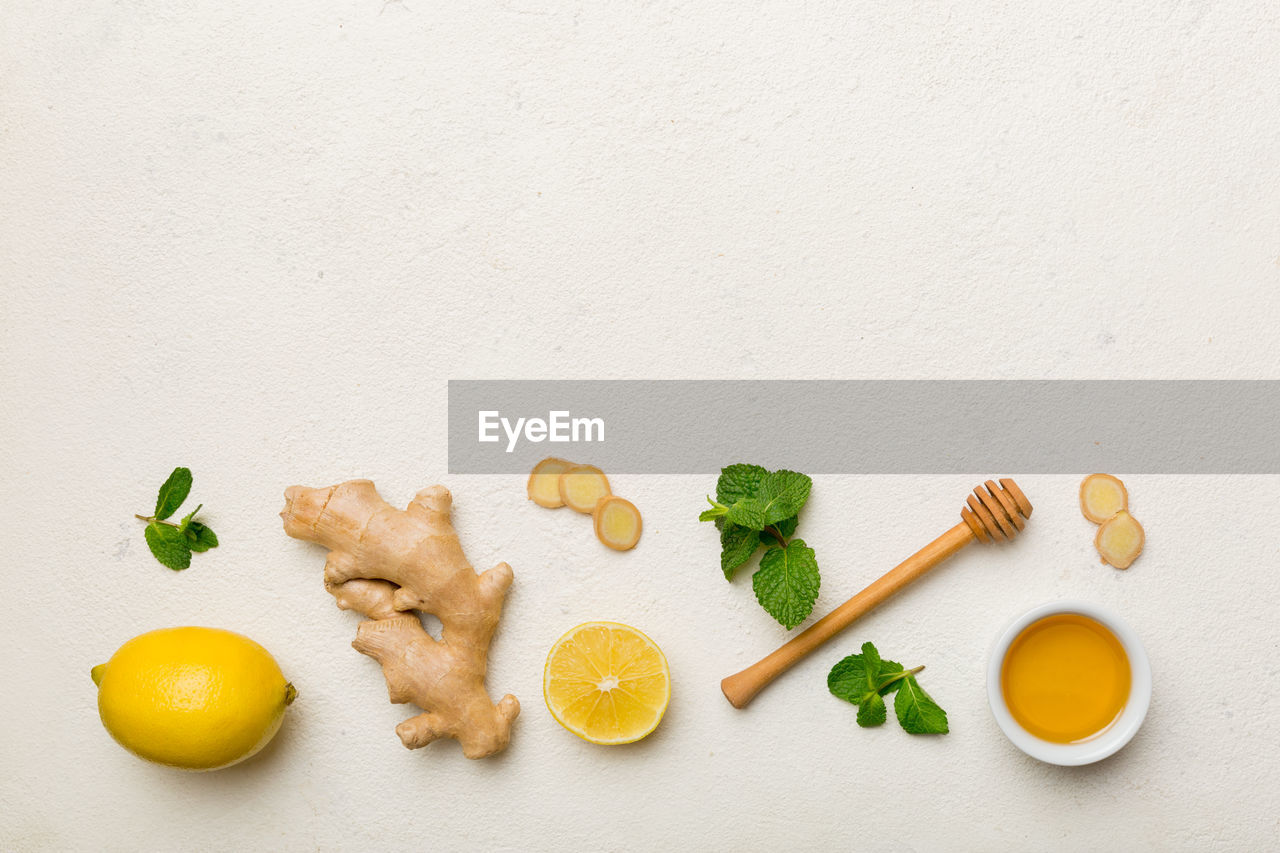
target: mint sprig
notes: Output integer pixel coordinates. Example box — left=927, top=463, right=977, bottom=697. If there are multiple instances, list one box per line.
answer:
left=828, top=642, right=949, bottom=734
left=699, top=464, right=819, bottom=629
left=135, top=467, right=218, bottom=570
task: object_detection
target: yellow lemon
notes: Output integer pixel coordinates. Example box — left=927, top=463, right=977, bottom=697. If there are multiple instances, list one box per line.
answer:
left=92, top=626, right=296, bottom=770
left=543, top=621, right=670, bottom=745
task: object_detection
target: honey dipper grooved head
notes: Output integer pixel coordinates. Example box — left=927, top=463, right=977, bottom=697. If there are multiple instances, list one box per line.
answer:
left=960, top=478, right=1032, bottom=543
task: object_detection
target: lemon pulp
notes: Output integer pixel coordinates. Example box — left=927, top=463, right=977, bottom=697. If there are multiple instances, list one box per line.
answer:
left=543, top=621, right=670, bottom=745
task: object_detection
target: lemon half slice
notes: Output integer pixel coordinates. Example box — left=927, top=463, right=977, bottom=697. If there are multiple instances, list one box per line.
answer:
left=543, top=621, right=670, bottom=745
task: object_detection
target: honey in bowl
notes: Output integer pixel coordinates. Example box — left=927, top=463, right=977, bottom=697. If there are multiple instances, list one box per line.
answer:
left=1000, top=613, right=1131, bottom=743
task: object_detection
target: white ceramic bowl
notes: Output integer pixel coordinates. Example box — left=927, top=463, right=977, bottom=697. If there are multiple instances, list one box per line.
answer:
left=987, top=600, right=1151, bottom=766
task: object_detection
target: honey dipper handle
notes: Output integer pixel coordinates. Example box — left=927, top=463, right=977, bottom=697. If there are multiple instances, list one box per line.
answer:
left=720, top=522, right=976, bottom=709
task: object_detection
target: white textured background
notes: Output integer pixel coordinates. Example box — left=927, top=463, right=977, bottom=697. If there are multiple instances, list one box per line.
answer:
left=4, top=2, right=1280, bottom=851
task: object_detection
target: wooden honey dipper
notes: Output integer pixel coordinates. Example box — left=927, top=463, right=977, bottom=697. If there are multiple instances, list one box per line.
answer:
left=721, top=478, right=1032, bottom=709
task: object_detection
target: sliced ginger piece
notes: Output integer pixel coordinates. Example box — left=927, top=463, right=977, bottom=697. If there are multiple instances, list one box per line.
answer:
left=528, top=457, right=575, bottom=508
left=1095, top=510, right=1145, bottom=569
left=559, top=465, right=611, bottom=514
left=1080, top=473, right=1129, bottom=523
left=593, top=496, right=642, bottom=551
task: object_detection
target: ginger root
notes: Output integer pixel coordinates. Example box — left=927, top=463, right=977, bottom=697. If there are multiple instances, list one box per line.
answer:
left=1095, top=510, right=1145, bottom=569
left=1079, top=473, right=1128, bottom=523
left=527, top=457, right=573, bottom=508
left=593, top=496, right=643, bottom=551
left=281, top=480, right=519, bottom=758
left=559, top=465, right=611, bottom=514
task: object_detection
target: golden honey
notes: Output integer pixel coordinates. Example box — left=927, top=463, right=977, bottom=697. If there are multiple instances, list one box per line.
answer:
left=1000, top=613, right=1131, bottom=743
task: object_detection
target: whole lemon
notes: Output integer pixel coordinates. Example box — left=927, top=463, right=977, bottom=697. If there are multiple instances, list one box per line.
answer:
left=92, top=626, right=296, bottom=770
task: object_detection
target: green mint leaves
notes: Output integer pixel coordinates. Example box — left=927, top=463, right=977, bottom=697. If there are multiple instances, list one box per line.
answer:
left=828, top=642, right=949, bottom=734
left=136, top=467, right=218, bottom=570
left=893, top=671, right=950, bottom=734
left=700, top=466, right=812, bottom=530
left=179, top=505, right=219, bottom=552
left=700, top=464, right=819, bottom=629
left=154, top=466, right=193, bottom=520
left=753, top=540, right=820, bottom=631
left=143, top=521, right=193, bottom=571
left=719, top=523, right=760, bottom=575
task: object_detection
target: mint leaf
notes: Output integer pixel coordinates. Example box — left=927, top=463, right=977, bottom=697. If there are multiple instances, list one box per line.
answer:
left=699, top=505, right=726, bottom=522
left=758, top=470, right=812, bottom=525
left=860, top=640, right=882, bottom=672
left=720, top=523, right=759, bottom=579
left=725, top=497, right=768, bottom=530
left=857, top=693, right=887, bottom=727
left=716, top=464, right=768, bottom=505
left=154, top=467, right=193, bottom=520
left=894, top=675, right=949, bottom=734
left=185, top=522, right=219, bottom=552
left=752, top=539, right=819, bottom=629
left=828, top=650, right=876, bottom=704
left=145, top=522, right=192, bottom=570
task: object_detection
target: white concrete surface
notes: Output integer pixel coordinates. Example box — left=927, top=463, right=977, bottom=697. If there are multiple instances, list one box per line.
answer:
left=3, top=2, right=1279, bottom=850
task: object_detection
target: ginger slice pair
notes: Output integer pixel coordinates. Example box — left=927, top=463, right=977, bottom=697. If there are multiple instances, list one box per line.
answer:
left=527, top=458, right=642, bottom=551
left=528, top=459, right=614, bottom=514
left=1079, top=473, right=1145, bottom=569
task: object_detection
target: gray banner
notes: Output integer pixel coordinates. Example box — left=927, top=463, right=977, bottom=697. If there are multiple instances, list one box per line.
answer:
left=448, top=380, right=1280, bottom=474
